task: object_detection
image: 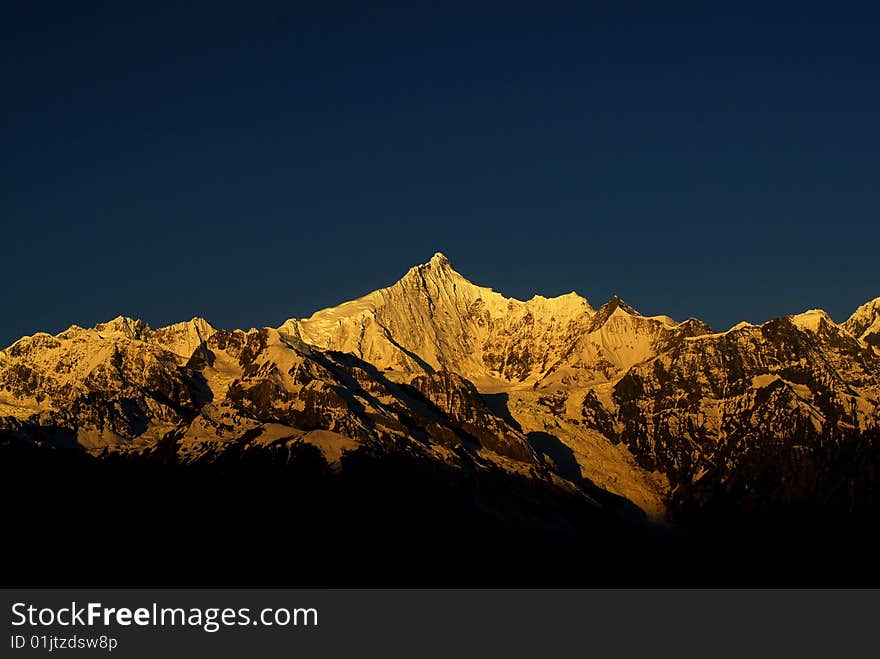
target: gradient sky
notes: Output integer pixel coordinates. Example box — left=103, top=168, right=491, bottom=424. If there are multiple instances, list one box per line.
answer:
left=3, top=2, right=879, bottom=347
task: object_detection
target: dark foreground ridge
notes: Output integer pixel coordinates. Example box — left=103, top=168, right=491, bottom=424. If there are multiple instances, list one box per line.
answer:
left=4, top=434, right=880, bottom=587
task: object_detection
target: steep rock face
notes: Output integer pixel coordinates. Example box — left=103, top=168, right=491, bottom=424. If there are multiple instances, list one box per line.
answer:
left=594, top=315, right=880, bottom=489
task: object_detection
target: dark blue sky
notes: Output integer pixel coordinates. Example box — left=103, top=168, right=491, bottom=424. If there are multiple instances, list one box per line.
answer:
left=3, top=2, right=879, bottom=346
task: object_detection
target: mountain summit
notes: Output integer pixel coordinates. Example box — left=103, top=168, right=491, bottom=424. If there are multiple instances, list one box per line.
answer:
left=280, top=252, right=596, bottom=385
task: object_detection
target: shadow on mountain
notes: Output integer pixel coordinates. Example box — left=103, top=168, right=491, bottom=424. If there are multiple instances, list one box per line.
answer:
left=527, top=431, right=580, bottom=481
left=671, top=427, right=880, bottom=522
left=527, top=430, right=650, bottom=526
left=187, top=369, right=214, bottom=409
left=0, top=422, right=78, bottom=449
left=373, top=322, right=435, bottom=373
left=480, top=392, right=523, bottom=432
left=312, top=351, right=528, bottom=460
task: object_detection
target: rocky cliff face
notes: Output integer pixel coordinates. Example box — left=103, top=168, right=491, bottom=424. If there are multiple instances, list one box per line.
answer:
left=2, top=253, right=879, bottom=524
left=606, top=316, right=880, bottom=485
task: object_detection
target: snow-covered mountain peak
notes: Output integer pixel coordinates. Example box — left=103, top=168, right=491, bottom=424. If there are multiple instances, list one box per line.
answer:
left=523, top=291, right=593, bottom=315
left=844, top=296, right=880, bottom=348
left=93, top=315, right=146, bottom=339
left=147, top=317, right=216, bottom=358
left=429, top=251, right=451, bottom=266
left=845, top=296, right=880, bottom=329
left=587, top=295, right=643, bottom=332
left=394, top=251, right=489, bottom=300
left=789, top=308, right=833, bottom=333
left=402, top=250, right=454, bottom=278
left=278, top=254, right=598, bottom=382
left=606, top=295, right=641, bottom=315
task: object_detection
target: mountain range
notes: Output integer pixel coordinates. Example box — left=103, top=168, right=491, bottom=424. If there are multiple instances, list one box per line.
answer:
left=3, top=253, right=880, bottom=584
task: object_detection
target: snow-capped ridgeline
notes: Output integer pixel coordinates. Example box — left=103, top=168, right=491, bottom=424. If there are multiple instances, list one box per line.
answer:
left=1, top=253, right=878, bottom=519
left=279, top=252, right=716, bottom=387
